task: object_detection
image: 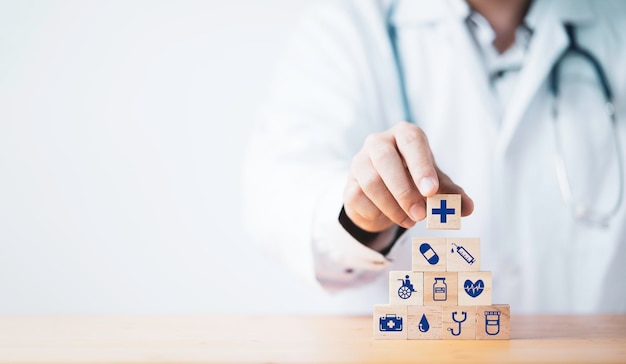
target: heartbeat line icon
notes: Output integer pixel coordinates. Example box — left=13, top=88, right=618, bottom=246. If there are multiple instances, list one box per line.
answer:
left=464, top=279, right=484, bottom=297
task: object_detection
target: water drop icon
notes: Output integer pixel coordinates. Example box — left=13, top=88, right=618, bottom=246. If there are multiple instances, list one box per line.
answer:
left=418, top=314, right=430, bottom=333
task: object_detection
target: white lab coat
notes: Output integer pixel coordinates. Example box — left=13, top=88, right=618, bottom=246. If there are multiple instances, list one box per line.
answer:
left=243, top=0, right=626, bottom=313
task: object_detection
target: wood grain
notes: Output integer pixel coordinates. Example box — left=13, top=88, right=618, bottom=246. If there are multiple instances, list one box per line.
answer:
left=407, top=305, right=442, bottom=340
left=412, top=237, right=447, bottom=272
left=0, top=315, right=625, bottom=363
left=457, top=271, right=493, bottom=306
left=424, top=272, right=459, bottom=306
left=442, top=306, right=477, bottom=340
left=373, top=305, right=408, bottom=340
left=389, top=271, right=424, bottom=306
left=426, top=194, right=461, bottom=230
left=476, top=305, right=511, bottom=340
left=447, top=237, right=481, bottom=272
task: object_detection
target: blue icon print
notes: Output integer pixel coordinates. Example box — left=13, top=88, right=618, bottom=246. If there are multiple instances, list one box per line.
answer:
left=379, top=314, right=403, bottom=332
left=397, top=275, right=417, bottom=299
left=450, top=242, right=476, bottom=265
left=447, top=311, right=467, bottom=336
left=485, top=311, right=501, bottom=336
left=464, top=279, right=484, bottom=298
left=418, top=314, right=430, bottom=333
left=432, top=199, right=455, bottom=223
left=419, top=242, right=440, bottom=265
left=433, top=277, right=447, bottom=301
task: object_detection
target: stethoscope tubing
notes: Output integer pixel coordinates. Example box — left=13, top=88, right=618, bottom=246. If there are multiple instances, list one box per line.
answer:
left=384, top=1, right=623, bottom=226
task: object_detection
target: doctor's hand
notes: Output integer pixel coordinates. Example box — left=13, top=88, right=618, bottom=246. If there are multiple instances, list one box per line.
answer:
left=344, top=122, right=474, bottom=233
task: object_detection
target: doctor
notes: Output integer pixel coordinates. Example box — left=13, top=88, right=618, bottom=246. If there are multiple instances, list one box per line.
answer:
left=243, top=0, right=626, bottom=313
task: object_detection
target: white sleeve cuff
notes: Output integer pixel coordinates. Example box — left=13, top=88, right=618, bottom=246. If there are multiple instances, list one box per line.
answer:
left=311, top=174, right=394, bottom=289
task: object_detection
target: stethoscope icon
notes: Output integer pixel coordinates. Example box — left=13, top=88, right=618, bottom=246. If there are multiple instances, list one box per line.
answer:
left=447, top=311, right=467, bottom=336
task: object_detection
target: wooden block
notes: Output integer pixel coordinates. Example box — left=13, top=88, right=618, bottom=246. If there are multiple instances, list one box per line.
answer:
left=423, top=272, right=458, bottom=306
left=408, top=306, right=443, bottom=340
left=426, top=194, right=461, bottom=230
left=475, top=305, right=511, bottom=340
left=457, top=271, right=492, bottom=306
left=389, top=271, right=424, bottom=306
left=442, top=306, right=476, bottom=340
left=412, top=237, right=447, bottom=272
left=373, top=305, right=408, bottom=340
left=446, top=238, right=481, bottom=272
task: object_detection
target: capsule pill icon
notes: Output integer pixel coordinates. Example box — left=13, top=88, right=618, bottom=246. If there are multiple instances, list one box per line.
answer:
left=419, top=243, right=440, bottom=265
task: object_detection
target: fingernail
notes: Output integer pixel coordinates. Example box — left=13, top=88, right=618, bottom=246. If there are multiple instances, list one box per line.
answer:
left=410, top=204, right=424, bottom=221
left=419, top=177, right=436, bottom=195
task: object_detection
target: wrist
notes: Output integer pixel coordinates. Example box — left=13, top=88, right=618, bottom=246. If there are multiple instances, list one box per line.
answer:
left=338, top=206, right=405, bottom=254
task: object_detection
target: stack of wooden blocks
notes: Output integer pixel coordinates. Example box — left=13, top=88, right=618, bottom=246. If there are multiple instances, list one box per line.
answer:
left=373, top=194, right=510, bottom=340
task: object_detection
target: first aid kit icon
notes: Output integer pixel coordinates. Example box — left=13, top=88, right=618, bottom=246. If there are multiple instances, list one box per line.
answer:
left=379, top=314, right=403, bottom=332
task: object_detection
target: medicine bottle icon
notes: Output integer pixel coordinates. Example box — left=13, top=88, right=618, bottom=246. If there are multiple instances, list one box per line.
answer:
left=485, top=311, right=501, bottom=336
left=433, top=277, right=447, bottom=301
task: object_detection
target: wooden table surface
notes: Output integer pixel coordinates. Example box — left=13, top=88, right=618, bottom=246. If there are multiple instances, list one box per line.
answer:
left=0, top=315, right=625, bottom=363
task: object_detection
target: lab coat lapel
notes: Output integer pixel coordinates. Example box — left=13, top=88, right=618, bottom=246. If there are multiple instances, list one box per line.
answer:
left=496, top=0, right=595, bottom=155
left=448, top=7, right=500, bottom=136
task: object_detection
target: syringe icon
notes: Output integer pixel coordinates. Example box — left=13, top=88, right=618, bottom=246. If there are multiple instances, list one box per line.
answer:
left=451, top=243, right=475, bottom=265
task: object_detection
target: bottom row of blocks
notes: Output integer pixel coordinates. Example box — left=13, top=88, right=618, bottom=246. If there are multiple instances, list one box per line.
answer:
left=374, top=304, right=510, bottom=340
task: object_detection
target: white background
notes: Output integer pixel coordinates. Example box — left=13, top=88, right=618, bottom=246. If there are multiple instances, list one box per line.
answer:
left=0, top=0, right=345, bottom=313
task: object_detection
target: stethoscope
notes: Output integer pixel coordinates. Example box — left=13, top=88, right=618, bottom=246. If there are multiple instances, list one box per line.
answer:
left=447, top=311, right=466, bottom=336
left=385, top=0, right=623, bottom=227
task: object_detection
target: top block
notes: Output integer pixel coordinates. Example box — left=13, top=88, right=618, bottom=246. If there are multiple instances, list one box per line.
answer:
left=426, top=194, right=461, bottom=230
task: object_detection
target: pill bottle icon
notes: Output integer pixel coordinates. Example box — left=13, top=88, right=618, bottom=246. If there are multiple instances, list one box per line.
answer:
left=433, top=277, right=447, bottom=301
left=485, top=311, right=501, bottom=336
left=419, top=243, right=440, bottom=265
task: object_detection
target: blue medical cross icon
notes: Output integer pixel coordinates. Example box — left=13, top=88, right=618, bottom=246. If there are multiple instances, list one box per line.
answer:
left=432, top=199, right=456, bottom=223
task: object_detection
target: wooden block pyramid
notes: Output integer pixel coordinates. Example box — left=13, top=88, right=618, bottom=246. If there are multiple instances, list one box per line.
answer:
left=373, top=194, right=510, bottom=340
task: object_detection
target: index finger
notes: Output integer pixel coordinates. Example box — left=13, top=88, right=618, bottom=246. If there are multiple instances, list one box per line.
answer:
left=392, top=123, right=439, bottom=197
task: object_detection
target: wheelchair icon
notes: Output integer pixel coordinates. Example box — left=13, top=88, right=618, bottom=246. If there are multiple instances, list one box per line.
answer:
left=397, top=275, right=417, bottom=299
